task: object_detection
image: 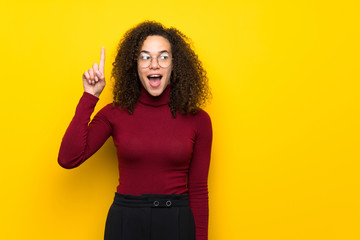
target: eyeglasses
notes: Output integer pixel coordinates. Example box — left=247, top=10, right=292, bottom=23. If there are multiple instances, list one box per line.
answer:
left=138, top=52, right=172, bottom=68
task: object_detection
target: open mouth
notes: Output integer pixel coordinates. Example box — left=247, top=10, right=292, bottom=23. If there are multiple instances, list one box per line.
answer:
left=147, top=74, right=162, bottom=87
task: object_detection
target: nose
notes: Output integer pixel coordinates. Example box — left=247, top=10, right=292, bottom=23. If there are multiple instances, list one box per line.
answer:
left=149, top=56, right=160, bottom=69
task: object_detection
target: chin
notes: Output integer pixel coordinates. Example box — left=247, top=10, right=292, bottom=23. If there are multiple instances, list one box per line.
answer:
left=146, top=86, right=164, bottom=96
left=142, top=79, right=170, bottom=96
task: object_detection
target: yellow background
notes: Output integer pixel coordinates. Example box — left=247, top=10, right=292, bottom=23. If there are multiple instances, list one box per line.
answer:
left=1, top=0, right=359, bottom=239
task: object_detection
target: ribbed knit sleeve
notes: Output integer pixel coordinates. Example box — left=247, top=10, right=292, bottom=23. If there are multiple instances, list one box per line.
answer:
left=58, top=92, right=112, bottom=169
left=188, top=110, right=213, bottom=240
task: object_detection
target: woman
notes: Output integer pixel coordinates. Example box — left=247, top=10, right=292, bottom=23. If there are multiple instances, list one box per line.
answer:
left=58, top=20, right=213, bottom=240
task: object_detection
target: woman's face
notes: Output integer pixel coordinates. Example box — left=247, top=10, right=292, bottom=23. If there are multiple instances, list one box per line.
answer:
left=137, top=35, right=173, bottom=97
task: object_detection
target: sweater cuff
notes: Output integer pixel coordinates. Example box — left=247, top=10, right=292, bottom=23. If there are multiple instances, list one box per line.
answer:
left=82, top=91, right=99, bottom=102
left=74, top=92, right=99, bottom=117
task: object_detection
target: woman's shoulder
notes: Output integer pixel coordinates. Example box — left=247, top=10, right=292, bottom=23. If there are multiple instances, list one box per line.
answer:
left=96, top=102, right=128, bottom=118
left=192, top=108, right=211, bottom=122
left=189, top=108, right=213, bottom=137
left=183, top=108, right=212, bottom=129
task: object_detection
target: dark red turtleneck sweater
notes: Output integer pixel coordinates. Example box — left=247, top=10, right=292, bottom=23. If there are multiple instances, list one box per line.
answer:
left=58, top=83, right=213, bottom=240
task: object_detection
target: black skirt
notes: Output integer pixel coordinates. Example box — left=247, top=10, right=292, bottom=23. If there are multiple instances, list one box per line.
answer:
left=104, top=192, right=196, bottom=240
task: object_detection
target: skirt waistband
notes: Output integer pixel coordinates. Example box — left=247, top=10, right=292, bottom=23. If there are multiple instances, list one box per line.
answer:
left=113, top=192, right=189, bottom=208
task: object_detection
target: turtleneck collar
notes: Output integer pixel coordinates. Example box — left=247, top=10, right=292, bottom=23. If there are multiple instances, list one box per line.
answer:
left=138, top=83, right=171, bottom=107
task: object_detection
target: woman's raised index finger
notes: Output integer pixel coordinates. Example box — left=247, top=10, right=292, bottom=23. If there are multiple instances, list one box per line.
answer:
left=99, top=46, right=105, bottom=72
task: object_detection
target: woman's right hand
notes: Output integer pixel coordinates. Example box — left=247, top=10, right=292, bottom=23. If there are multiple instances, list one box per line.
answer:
left=82, top=47, right=106, bottom=98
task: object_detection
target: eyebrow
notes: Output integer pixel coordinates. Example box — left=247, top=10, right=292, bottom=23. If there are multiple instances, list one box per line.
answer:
left=140, top=50, right=170, bottom=54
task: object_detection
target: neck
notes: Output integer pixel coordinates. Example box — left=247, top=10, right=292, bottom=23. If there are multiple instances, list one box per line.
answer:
left=138, top=83, right=171, bottom=107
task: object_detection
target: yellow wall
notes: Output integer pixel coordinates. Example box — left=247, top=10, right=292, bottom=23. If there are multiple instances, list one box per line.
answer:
left=1, top=0, right=359, bottom=239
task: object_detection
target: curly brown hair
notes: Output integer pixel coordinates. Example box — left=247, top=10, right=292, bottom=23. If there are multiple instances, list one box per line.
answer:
left=111, top=20, right=211, bottom=118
